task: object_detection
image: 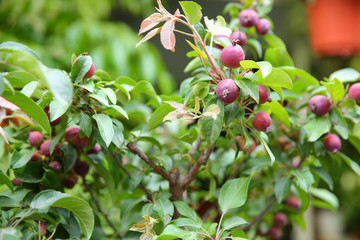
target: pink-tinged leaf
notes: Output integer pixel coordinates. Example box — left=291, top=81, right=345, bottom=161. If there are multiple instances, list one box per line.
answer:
left=174, top=9, right=180, bottom=18
left=136, top=27, right=162, bottom=48
left=139, top=13, right=162, bottom=35
left=0, top=126, right=9, bottom=145
left=157, top=0, right=168, bottom=14
left=160, top=20, right=176, bottom=52
left=0, top=97, right=19, bottom=111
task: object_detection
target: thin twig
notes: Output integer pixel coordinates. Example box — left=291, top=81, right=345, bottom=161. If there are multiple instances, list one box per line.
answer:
left=183, top=142, right=216, bottom=188
left=127, top=143, right=172, bottom=182
left=83, top=179, right=122, bottom=239
left=241, top=196, right=274, bottom=231
left=46, top=227, right=57, bottom=240
left=174, top=29, right=194, bottom=38
left=110, top=151, right=153, bottom=201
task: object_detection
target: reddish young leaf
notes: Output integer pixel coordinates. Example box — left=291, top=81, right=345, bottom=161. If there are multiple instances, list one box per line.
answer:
left=160, top=20, right=176, bottom=52
left=136, top=27, right=162, bottom=48
left=156, top=0, right=168, bottom=14
left=139, top=13, right=162, bottom=35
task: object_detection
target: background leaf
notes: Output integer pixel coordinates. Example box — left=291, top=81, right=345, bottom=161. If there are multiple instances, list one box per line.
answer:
left=179, top=1, right=203, bottom=24
left=218, top=176, right=251, bottom=213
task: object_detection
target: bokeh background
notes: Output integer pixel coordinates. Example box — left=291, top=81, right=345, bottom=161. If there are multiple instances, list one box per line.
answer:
left=1, top=0, right=360, bottom=239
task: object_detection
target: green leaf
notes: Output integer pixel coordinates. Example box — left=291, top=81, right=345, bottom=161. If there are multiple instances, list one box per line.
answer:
left=270, top=101, right=290, bottom=128
left=71, top=55, right=93, bottom=83
left=264, top=48, right=294, bottom=67
left=49, top=100, right=68, bottom=121
left=185, top=40, right=207, bottom=59
left=0, top=170, right=14, bottom=192
left=240, top=60, right=258, bottom=70
left=101, top=88, right=117, bottom=105
left=148, top=103, right=174, bottom=130
left=61, top=144, right=77, bottom=173
left=321, top=78, right=344, bottom=102
left=247, top=39, right=262, bottom=58
left=0, top=41, right=40, bottom=60
left=93, top=114, right=114, bottom=147
left=262, top=34, right=286, bottom=49
left=224, top=102, right=242, bottom=126
left=173, top=218, right=201, bottom=229
left=3, top=71, right=38, bottom=88
left=329, top=68, right=360, bottom=83
left=218, top=176, right=251, bottom=213
left=2, top=90, right=51, bottom=134
left=89, top=89, right=109, bottom=107
left=79, top=113, right=92, bottom=138
left=43, top=67, right=73, bottom=106
left=154, top=199, right=174, bottom=226
left=156, top=225, right=198, bottom=240
left=131, top=80, right=158, bottom=102
left=256, top=61, right=273, bottom=78
left=291, top=168, right=315, bottom=192
left=339, top=152, right=360, bottom=176
left=279, top=66, right=319, bottom=86
left=309, top=187, right=339, bottom=209
left=180, top=1, right=203, bottom=24
left=184, top=82, right=209, bottom=105
left=222, top=216, right=247, bottom=230
left=235, top=77, right=259, bottom=103
left=200, top=99, right=224, bottom=144
left=30, top=190, right=94, bottom=240
left=303, top=117, right=331, bottom=142
left=0, top=228, right=22, bottom=240
left=255, top=131, right=275, bottom=164
left=10, top=150, right=34, bottom=169
left=109, top=104, right=128, bottom=119
left=256, top=68, right=293, bottom=89
left=173, top=201, right=200, bottom=222
left=274, top=177, right=291, bottom=203
left=311, top=166, right=334, bottom=190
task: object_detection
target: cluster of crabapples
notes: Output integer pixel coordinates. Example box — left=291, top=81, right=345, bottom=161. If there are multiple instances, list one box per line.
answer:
left=12, top=55, right=98, bottom=188
left=214, top=8, right=272, bottom=151
left=309, top=82, right=360, bottom=154
left=12, top=125, right=101, bottom=188
left=257, top=196, right=301, bottom=239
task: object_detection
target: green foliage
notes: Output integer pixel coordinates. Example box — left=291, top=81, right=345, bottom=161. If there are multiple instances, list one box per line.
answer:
left=1, top=0, right=360, bottom=239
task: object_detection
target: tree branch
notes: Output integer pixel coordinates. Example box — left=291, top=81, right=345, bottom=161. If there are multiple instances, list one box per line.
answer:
left=83, top=179, right=122, bottom=239
left=241, top=196, right=274, bottom=231
left=110, top=151, right=153, bottom=202
left=183, top=142, right=216, bottom=188
left=127, top=143, right=172, bottom=182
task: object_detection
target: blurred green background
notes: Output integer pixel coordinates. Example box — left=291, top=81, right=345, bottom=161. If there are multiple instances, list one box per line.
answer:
left=1, top=0, right=360, bottom=239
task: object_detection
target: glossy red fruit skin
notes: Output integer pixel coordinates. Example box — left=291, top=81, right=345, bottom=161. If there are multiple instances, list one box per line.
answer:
left=216, top=79, right=239, bottom=104
left=256, top=19, right=272, bottom=35
left=239, top=9, right=259, bottom=27
left=87, top=143, right=101, bottom=154
left=39, top=222, right=47, bottom=235
left=252, top=112, right=272, bottom=132
left=30, top=151, right=41, bottom=162
left=286, top=196, right=301, bottom=211
left=236, top=136, right=256, bottom=152
left=63, top=175, right=78, bottom=189
left=230, top=31, right=247, bottom=46
left=273, top=213, right=288, bottom=227
left=40, top=140, right=60, bottom=157
left=65, top=126, right=89, bottom=148
left=220, top=45, right=245, bottom=68
left=257, top=85, right=270, bottom=104
left=324, top=134, right=341, bottom=154
left=349, top=83, right=360, bottom=102
left=28, top=131, right=43, bottom=146
left=309, top=95, right=331, bottom=116
left=268, top=227, right=283, bottom=239
left=12, top=178, right=22, bottom=186
left=49, top=161, right=61, bottom=172
left=44, top=107, right=61, bottom=126
left=74, top=160, right=90, bottom=177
